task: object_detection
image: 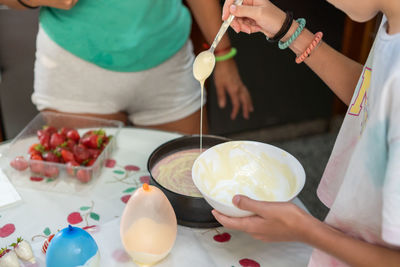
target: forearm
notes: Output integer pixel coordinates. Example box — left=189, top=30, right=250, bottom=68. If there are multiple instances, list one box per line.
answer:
left=186, top=0, right=231, bottom=50
left=300, top=217, right=400, bottom=266
left=0, top=0, right=28, bottom=9
left=282, top=21, right=363, bottom=106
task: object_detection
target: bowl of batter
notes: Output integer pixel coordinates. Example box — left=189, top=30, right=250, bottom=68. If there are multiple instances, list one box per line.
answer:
left=192, top=141, right=306, bottom=217
left=147, top=135, right=230, bottom=228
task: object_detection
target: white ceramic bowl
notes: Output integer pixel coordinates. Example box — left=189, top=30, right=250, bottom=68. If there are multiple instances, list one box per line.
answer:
left=192, top=141, right=306, bottom=217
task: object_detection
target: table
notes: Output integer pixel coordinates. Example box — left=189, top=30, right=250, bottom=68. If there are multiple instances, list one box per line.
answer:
left=0, top=128, right=312, bottom=266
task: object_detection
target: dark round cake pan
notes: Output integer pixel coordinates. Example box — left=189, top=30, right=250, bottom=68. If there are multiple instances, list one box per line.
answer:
left=147, top=134, right=230, bottom=228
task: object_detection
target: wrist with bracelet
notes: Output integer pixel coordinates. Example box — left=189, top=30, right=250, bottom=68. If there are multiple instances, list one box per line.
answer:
left=265, top=11, right=323, bottom=64
left=17, top=0, right=38, bottom=9
left=202, top=43, right=237, bottom=62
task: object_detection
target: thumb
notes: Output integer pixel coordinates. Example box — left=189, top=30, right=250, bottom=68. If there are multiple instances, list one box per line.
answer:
left=232, top=195, right=266, bottom=215
left=230, top=4, right=260, bottom=20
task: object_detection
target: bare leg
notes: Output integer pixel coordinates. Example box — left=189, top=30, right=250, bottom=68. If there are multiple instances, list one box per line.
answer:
left=143, top=107, right=209, bottom=135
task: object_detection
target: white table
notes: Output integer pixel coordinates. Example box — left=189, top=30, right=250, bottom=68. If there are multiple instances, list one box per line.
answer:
left=0, top=128, right=312, bottom=266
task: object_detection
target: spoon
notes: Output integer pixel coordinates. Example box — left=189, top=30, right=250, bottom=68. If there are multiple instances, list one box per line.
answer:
left=193, top=0, right=243, bottom=82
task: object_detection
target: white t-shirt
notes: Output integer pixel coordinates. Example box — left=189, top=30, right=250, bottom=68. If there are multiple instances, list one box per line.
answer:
left=309, top=17, right=400, bottom=266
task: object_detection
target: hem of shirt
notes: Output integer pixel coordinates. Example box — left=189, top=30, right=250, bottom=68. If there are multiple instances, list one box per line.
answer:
left=39, top=19, right=191, bottom=73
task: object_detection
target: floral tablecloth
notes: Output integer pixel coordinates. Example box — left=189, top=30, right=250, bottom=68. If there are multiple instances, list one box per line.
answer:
left=0, top=128, right=312, bottom=266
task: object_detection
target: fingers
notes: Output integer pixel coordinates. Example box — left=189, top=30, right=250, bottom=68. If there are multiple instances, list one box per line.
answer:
left=240, top=87, right=254, bottom=119
left=222, top=0, right=235, bottom=20
left=215, top=84, right=227, bottom=108
left=230, top=3, right=260, bottom=21
left=232, top=195, right=268, bottom=215
left=228, top=86, right=240, bottom=120
left=212, top=210, right=250, bottom=231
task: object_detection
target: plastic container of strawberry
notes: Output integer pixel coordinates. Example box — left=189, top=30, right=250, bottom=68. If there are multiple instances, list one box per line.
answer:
left=4, top=111, right=123, bottom=194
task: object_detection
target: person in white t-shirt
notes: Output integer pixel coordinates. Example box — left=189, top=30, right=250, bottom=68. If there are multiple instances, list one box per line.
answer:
left=213, top=0, right=400, bottom=266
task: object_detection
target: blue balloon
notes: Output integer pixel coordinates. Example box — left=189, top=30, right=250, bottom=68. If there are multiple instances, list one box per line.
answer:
left=46, top=225, right=99, bottom=267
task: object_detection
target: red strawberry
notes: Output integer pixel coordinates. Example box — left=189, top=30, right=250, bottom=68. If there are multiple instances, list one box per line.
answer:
left=76, top=169, right=92, bottom=183
left=88, top=149, right=101, bottom=159
left=81, top=130, right=94, bottom=140
left=43, top=126, right=57, bottom=135
left=30, top=154, right=44, bottom=174
left=66, top=161, right=79, bottom=176
left=59, top=127, right=72, bottom=137
left=73, top=145, right=90, bottom=164
left=61, top=149, right=75, bottom=163
left=50, top=133, right=65, bottom=149
left=28, top=143, right=44, bottom=155
left=81, top=134, right=104, bottom=149
left=86, top=158, right=96, bottom=167
left=44, top=166, right=59, bottom=178
left=37, top=129, right=45, bottom=139
left=42, top=151, right=60, bottom=163
left=10, top=156, right=28, bottom=171
left=66, top=129, right=80, bottom=142
left=39, top=134, right=50, bottom=150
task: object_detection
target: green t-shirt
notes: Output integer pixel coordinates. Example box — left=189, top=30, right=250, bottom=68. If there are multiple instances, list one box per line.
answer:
left=40, top=0, right=192, bottom=72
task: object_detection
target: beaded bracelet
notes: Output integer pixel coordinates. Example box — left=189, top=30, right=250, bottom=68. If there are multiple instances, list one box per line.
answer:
left=215, top=47, right=237, bottom=62
left=295, top=31, right=323, bottom=64
left=278, top=18, right=306, bottom=50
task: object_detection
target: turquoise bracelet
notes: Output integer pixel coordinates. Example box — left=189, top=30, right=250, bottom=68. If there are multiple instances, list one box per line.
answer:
left=278, top=18, right=306, bottom=50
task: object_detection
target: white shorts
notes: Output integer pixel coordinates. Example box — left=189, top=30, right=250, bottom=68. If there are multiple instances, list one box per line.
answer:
left=32, top=26, right=204, bottom=126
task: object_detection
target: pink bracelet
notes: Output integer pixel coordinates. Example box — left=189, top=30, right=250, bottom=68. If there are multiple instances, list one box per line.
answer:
left=295, top=32, right=323, bottom=64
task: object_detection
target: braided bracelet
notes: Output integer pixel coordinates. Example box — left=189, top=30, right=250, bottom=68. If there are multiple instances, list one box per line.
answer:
left=295, top=32, right=323, bottom=64
left=278, top=18, right=306, bottom=50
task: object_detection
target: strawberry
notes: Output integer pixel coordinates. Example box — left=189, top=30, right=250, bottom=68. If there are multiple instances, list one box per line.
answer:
left=0, top=247, right=19, bottom=267
left=28, top=143, right=44, bottom=155
left=30, top=154, right=44, bottom=174
left=11, top=237, right=35, bottom=263
left=81, top=134, right=104, bottom=149
left=44, top=166, right=59, bottom=178
left=86, top=158, right=96, bottom=167
left=73, top=145, right=90, bottom=164
left=59, top=127, right=72, bottom=137
left=76, top=169, right=92, bottom=183
left=42, top=151, right=60, bottom=163
left=66, top=161, right=79, bottom=176
left=61, top=149, right=75, bottom=163
left=10, top=156, right=28, bottom=171
left=36, top=129, right=45, bottom=139
left=66, top=129, right=80, bottom=142
left=39, top=134, right=50, bottom=150
left=50, top=133, right=65, bottom=149
left=43, top=125, right=57, bottom=136
left=88, top=149, right=101, bottom=159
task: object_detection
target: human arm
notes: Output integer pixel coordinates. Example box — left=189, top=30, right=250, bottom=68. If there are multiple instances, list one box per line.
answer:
left=222, top=0, right=363, bottom=106
left=0, top=0, right=78, bottom=10
left=213, top=195, right=400, bottom=267
left=185, top=0, right=254, bottom=119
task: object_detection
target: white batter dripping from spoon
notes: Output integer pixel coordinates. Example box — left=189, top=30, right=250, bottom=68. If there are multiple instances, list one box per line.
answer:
left=193, top=51, right=215, bottom=150
left=192, top=0, right=242, bottom=150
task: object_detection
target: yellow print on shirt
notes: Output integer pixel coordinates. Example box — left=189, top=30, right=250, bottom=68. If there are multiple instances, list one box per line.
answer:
left=349, top=67, right=371, bottom=116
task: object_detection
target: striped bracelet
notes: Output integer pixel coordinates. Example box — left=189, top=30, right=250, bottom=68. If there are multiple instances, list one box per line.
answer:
left=278, top=18, right=306, bottom=50
left=295, top=32, right=323, bottom=64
